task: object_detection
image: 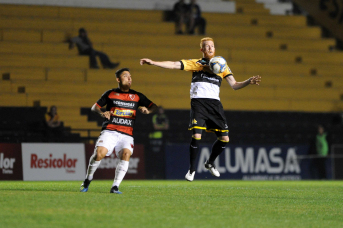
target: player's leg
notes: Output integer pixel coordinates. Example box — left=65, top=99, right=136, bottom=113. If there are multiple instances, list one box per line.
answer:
left=110, top=148, right=131, bottom=194
left=204, top=100, right=229, bottom=177
left=205, top=135, right=229, bottom=176
left=80, top=146, right=108, bottom=192
left=185, top=133, right=201, bottom=181
left=110, top=134, right=133, bottom=194
left=186, top=102, right=207, bottom=181
left=80, top=131, right=115, bottom=192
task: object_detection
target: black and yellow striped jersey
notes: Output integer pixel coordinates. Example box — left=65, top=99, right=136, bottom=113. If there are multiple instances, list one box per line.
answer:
left=180, top=58, right=233, bottom=100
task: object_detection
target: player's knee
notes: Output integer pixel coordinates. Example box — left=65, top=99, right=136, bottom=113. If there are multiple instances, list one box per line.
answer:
left=95, top=146, right=108, bottom=161
left=218, top=136, right=229, bottom=143
left=192, top=133, right=202, bottom=140
left=120, top=149, right=132, bottom=161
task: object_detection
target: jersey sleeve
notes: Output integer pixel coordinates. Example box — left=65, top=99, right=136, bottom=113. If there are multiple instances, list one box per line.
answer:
left=180, top=59, right=203, bottom=72
left=223, top=64, right=233, bottom=78
left=137, top=92, right=154, bottom=108
left=96, top=90, right=111, bottom=107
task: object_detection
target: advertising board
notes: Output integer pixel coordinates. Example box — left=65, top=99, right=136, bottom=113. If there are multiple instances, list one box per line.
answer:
left=22, top=143, right=86, bottom=181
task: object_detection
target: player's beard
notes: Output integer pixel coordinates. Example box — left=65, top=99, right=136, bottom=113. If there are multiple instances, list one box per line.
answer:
left=204, top=51, right=215, bottom=60
left=119, top=82, right=131, bottom=91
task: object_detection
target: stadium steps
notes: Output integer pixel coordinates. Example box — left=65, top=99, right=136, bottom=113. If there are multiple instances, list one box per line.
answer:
left=0, top=5, right=163, bottom=22
left=0, top=4, right=342, bottom=116
left=1, top=46, right=341, bottom=68
left=0, top=4, right=321, bottom=37
left=227, top=49, right=343, bottom=65
left=220, top=97, right=339, bottom=112
left=0, top=90, right=341, bottom=114
left=2, top=61, right=343, bottom=85
left=0, top=54, right=90, bottom=68
left=203, top=13, right=307, bottom=27
left=0, top=34, right=335, bottom=52
left=0, top=93, right=29, bottom=106
left=0, top=22, right=322, bottom=39
left=0, top=42, right=78, bottom=55
left=3, top=67, right=343, bottom=91
left=5, top=80, right=342, bottom=102
left=234, top=0, right=270, bottom=15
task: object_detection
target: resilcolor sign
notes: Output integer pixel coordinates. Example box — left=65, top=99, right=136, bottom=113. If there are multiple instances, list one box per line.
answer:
left=22, top=143, right=86, bottom=181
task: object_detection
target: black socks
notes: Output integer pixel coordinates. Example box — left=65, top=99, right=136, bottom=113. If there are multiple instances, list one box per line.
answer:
left=208, top=140, right=228, bottom=165
left=189, top=137, right=200, bottom=173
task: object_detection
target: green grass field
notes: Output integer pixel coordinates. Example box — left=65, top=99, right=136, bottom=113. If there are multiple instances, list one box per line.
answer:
left=0, top=180, right=342, bottom=228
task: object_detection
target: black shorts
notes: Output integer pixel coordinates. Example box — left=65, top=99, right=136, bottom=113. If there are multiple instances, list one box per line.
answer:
left=188, top=98, right=229, bottom=136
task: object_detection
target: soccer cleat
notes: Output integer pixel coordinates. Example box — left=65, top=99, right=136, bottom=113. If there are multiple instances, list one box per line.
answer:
left=185, top=170, right=195, bottom=182
left=110, top=186, right=122, bottom=194
left=204, top=160, right=220, bottom=177
left=80, top=179, right=91, bottom=192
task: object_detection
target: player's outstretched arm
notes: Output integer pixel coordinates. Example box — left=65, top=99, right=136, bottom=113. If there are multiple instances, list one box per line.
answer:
left=225, top=75, right=261, bottom=90
left=140, top=58, right=181, bottom=70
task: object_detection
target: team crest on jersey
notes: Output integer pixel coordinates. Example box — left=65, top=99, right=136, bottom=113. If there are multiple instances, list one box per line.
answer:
left=192, top=119, right=197, bottom=125
left=114, top=109, right=134, bottom=117
left=129, top=94, right=135, bottom=100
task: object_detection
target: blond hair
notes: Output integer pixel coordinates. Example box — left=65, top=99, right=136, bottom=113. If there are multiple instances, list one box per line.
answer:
left=200, top=37, right=214, bottom=48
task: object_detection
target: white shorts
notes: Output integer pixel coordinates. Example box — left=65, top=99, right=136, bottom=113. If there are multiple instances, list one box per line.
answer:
left=95, top=130, right=134, bottom=157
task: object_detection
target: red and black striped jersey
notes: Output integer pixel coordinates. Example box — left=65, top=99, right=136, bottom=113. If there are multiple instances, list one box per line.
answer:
left=96, top=88, right=154, bottom=136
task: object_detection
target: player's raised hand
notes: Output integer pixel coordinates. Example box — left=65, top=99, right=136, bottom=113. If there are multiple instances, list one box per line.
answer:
left=140, top=58, right=153, bottom=65
left=101, top=111, right=113, bottom=120
left=250, top=75, right=261, bottom=85
left=138, top=106, right=149, bottom=114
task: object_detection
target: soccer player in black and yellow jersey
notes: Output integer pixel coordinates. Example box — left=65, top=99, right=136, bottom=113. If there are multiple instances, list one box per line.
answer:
left=140, top=37, right=261, bottom=181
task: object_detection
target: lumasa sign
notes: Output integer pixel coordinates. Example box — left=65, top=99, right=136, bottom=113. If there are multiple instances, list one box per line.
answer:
left=165, top=144, right=310, bottom=180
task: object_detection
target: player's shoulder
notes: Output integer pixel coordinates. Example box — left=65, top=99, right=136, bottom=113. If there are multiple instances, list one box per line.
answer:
left=181, top=58, right=203, bottom=63
left=101, top=88, right=115, bottom=96
left=128, top=89, right=143, bottom=96
left=128, top=89, right=138, bottom=94
left=181, top=58, right=208, bottom=70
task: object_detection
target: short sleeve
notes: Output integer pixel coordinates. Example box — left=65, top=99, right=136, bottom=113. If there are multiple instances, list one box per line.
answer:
left=180, top=59, right=203, bottom=72
left=223, top=64, right=233, bottom=78
left=96, top=90, right=111, bottom=107
left=138, top=92, right=154, bottom=108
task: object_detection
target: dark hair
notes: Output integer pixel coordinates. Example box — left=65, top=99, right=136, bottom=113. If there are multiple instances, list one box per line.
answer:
left=115, top=68, right=130, bottom=78
left=79, top=28, right=86, bottom=33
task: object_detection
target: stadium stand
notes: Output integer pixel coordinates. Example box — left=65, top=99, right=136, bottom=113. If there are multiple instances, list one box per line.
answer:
left=0, top=0, right=342, bottom=143
left=0, top=107, right=81, bottom=142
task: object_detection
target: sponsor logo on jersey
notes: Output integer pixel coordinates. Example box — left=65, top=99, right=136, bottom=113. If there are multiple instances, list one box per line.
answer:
left=200, top=73, right=220, bottom=82
left=129, top=94, right=136, bottom=100
left=113, top=100, right=135, bottom=108
left=112, top=117, right=133, bottom=126
left=114, top=109, right=134, bottom=117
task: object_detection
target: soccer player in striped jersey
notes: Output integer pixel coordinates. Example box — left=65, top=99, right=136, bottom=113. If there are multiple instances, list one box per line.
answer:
left=80, top=68, right=158, bottom=193
left=140, top=37, right=261, bottom=181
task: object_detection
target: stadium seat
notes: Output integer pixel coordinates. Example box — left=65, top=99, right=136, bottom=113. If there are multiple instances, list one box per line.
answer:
left=1, top=2, right=342, bottom=142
